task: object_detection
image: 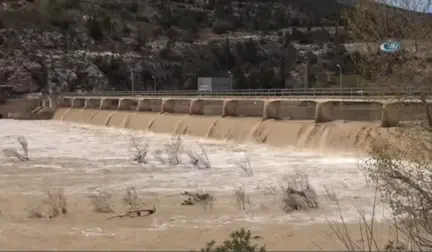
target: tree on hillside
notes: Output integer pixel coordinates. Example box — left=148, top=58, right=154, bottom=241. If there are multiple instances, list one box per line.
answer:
left=342, top=0, right=432, bottom=250
left=344, top=0, right=432, bottom=91
left=344, top=0, right=432, bottom=127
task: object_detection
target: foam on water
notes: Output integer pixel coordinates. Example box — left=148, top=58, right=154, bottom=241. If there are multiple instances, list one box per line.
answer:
left=0, top=119, right=390, bottom=224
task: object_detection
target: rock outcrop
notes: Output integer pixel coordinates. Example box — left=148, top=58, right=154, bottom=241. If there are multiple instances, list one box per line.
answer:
left=0, top=0, right=387, bottom=93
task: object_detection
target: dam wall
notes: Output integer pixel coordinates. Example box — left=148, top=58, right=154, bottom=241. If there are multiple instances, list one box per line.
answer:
left=49, top=96, right=432, bottom=127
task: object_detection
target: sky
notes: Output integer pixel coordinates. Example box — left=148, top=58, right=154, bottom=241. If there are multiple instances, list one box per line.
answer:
left=380, top=0, right=432, bottom=12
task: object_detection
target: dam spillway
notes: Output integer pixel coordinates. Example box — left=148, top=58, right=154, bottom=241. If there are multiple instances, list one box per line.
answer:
left=53, top=107, right=386, bottom=153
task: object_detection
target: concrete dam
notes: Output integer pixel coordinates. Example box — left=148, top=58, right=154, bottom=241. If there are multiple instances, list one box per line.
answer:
left=28, top=94, right=428, bottom=153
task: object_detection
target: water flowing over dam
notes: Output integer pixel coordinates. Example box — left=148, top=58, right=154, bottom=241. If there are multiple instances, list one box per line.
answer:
left=53, top=107, right=393, bottom=153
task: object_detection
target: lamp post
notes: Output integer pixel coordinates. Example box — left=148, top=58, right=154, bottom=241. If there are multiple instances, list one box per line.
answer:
left=304, top=62, right=308, bottom=90
left=336, top=64, right=342, bottom=95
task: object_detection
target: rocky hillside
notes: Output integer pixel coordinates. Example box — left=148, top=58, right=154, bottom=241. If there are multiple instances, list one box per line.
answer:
left=0, top=0, right=383, bottom=93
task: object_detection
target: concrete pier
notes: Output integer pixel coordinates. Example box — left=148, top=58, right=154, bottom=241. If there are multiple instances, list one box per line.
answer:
left=263, top=100, right=281, bottom=120
left=189, top=99, right=205, bottom=115
left=315, top=101, right=334, bottom=123
left=118, top=99, right=135, bottom=111
left=84, top=98, right=100, bottom=109
left=161, top=99, right=175, bottom=113
left=100, top=98, right=118, bottom=110
left=71, top=98, right=85, bottom=108
left=222, top=100, right=238, bottom=117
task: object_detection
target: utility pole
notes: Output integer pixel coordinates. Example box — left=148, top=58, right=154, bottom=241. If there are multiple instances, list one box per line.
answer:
left=336, top=64, right=343, bottom=114
left=304, top=62, right=308, bottom=90
left=152, top=76, right=156, bottom=91
left=130, top=70, right=135, bottom=93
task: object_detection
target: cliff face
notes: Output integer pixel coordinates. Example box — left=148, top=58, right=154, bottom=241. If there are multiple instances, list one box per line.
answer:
left=0, top=0, right=380, bottom=93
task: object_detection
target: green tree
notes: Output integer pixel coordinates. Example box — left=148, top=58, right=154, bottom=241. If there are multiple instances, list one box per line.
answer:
left=196, top=229, right=265, bottom=252
left=278, top=57, right=286, bottom=89
left=232, top=66, right=248, bottom=89
left=86, top=17, right=104, bottom=41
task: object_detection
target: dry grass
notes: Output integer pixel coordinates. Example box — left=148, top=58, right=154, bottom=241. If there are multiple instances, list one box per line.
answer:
left=233, top=185, right=251, bottom=210
left=28, top=189, right=67, bottom=219
left=88, top=189, right=115, bottom=213
left=2, top=136, right=30, bottom=162
left=181, top=190, right=214, bottom=210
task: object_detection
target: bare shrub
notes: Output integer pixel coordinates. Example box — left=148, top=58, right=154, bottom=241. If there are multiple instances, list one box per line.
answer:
left=234, top=156, right=254, bottom=176
left=328, top=0, right=432, bottom=250
left=44, top=189, right=68, bottom=218
left=187, top=144, right=211, bottom=169
left=122, top=186, right=143, bottom=210
left=233, top=185, right=251, bottom=210
left=28, top=189, right=67, bottom=219
left=358, top=159, right=371, bottom=186
left=130, top=136, right=148, bottom=164
left=3, top=136, right=30, bottom=161
left=181, top=190, right=214, bottom=210
left=281, top=173, right=319, bottom=212
left=154, top=135, right=183, bottom=165
left=320, top=188, right=410, bottom=252
left=364, top=141, right=432, bottom=250
left=88, top=189, right=114, bottom=213
left=165, top=134, right=183, bottom=165
left=267, top=173, right=319, bottom=213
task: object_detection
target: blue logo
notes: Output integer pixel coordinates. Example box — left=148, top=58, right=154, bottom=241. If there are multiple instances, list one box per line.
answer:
left=380, top=40, right=402, bottom=53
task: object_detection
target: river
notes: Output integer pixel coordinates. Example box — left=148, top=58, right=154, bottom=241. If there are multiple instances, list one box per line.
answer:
left=0, top=119, right=391, bottom=250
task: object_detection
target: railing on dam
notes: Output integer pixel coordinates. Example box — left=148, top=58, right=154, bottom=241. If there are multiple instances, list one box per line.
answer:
left=59, top=87, right=432, bottom=99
